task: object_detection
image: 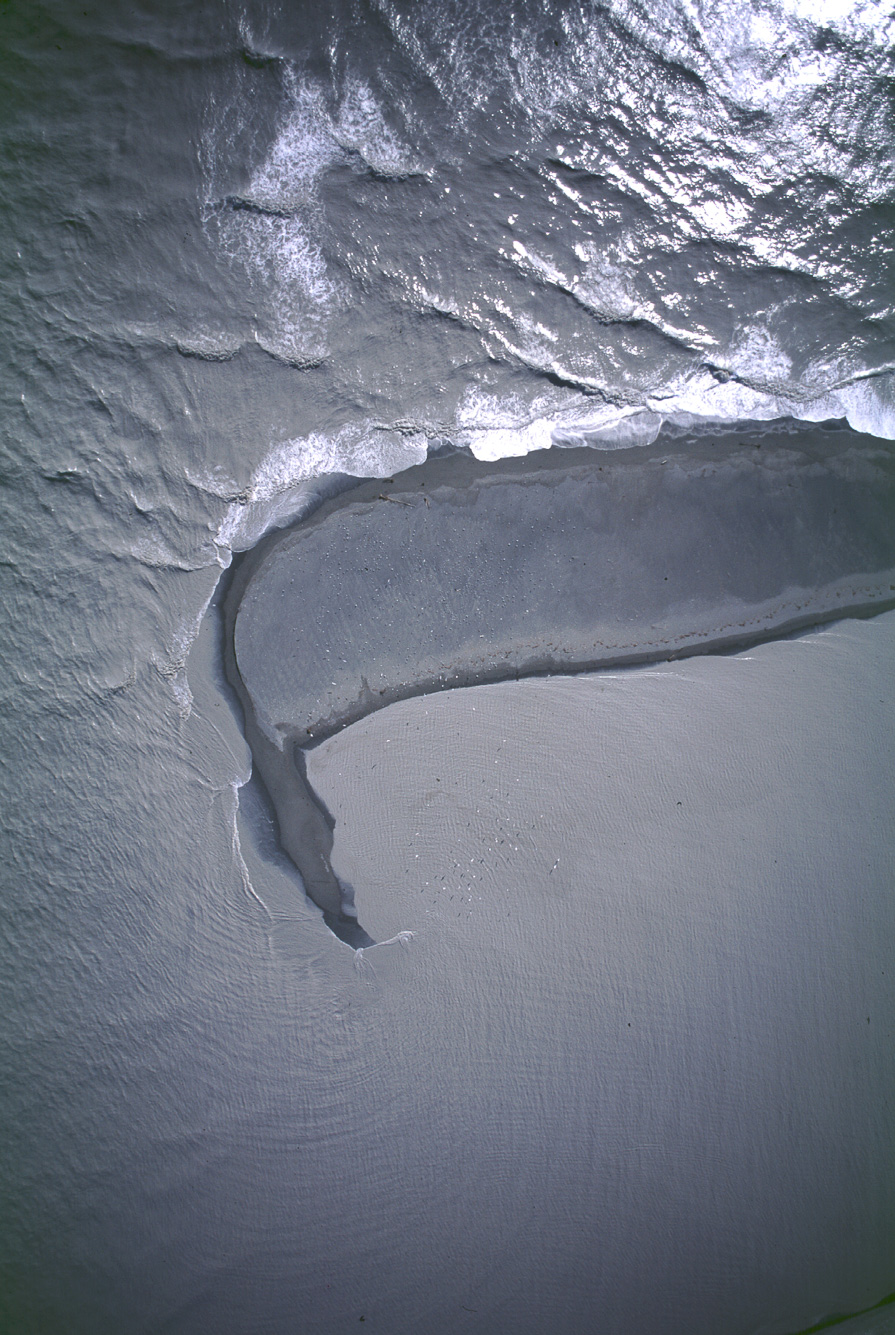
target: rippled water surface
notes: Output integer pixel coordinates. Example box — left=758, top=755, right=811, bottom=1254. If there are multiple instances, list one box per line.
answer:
left=1, top=2, right=894, bottom=1331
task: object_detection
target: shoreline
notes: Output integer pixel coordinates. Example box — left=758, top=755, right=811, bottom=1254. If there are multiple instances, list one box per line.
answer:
left=223, top=423, right=895, bottom=922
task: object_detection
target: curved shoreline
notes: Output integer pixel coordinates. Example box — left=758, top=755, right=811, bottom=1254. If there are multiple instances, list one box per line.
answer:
left=224, top=425, right=895, bottom=925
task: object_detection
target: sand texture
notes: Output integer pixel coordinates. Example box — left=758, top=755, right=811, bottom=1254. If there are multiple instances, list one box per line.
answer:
left=225, top=426, right=895, bottom=917
left=231, top=429, right=895, bottom=749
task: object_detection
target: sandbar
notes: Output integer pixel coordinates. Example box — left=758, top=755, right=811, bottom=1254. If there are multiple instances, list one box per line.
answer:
left=223, top=423, right=895, bottom=923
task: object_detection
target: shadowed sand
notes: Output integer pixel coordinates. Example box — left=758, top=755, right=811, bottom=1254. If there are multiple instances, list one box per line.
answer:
left=223, top=424, right=895, bottom=924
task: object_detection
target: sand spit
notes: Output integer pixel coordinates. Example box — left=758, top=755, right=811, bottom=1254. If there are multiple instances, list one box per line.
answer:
left=224, top=424, right=895, bottom=920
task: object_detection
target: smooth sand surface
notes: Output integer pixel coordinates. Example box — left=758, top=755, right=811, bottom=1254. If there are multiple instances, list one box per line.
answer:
left=302, top=612, right=895, bottom=1333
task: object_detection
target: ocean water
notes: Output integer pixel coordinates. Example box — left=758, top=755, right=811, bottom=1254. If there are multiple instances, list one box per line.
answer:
left=1, top=2, right=893, bottom=1332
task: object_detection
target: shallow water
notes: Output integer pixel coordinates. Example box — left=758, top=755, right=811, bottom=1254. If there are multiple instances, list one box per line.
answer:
left=1, top=1, right=893, bottom=1331
left=304, top=615, right=895, bottom=1334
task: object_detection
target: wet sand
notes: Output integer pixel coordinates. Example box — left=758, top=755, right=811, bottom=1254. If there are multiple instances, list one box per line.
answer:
left=224, top=425, right=895, bottom=921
